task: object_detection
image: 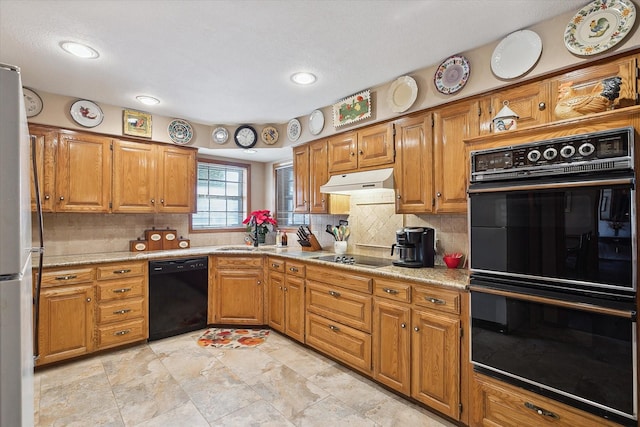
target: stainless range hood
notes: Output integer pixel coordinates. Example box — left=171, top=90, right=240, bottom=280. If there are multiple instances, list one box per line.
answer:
left=320, top=168, right=394, bottom=194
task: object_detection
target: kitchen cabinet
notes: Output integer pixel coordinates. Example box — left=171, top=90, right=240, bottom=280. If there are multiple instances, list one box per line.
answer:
left=327, top=121, right=394, bottom=173
left=304, top=264, right=373, bottom=374
left=29, top=125, right=57, bottom=212
left=56, top=130, right=112, bottom=213
left=393, top=113, right=434, bottom=213
left=470, top=373, right=621, bottom=427
left=266, top=258, right=305, bottom=342
left=94, top=261, right=148, bottom=350
left=35, top=266, right=95, bottom=366
left=433, top=101, right=479, bottom=213
left=373, top=299, right=411, bottom=395
left=210, top=256, right=264, bottom=325
left=481, top=81, right=552, bottom=133
left=112, top=141, right=196, bottom=213
left=293, top=140, right=349, bottom=214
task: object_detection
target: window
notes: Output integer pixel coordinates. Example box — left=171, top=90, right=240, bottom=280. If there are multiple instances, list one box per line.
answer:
left=274, top=163, right=308, bottom=228
left=191, top=159, right=250, bottom=231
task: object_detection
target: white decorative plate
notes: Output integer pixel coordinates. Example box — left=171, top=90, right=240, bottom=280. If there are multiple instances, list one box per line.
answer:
left=168, top=119, right=193, bottom=145
left=70, top=99, right=104, bottom=128
left=387, top=76, right=418, bottom=113
left=434, top=55, right=471, bottom=95
left=287, top=118, right=301, bottom=142
left=212, top=127, right=229, bottom=144
left=261, top=126, right=279, bottom=145
left=491, top=30, right=542, bottom=79
left=308, top=109, right=325, bottom=135
left=564, top=0, right=635, bottom=56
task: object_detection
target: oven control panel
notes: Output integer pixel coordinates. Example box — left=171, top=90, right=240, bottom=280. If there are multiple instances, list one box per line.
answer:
left=471, top=127, right=633, bottom=181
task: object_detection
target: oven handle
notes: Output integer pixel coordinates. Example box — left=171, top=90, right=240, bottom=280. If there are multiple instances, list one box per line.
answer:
left=469, top=285, right=636, bottom=320
left=468, top=177, right=634, bottom=194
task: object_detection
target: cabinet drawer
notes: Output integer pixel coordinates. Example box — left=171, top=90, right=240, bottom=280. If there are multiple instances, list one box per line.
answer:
left=306, top=312, right=371, bottom=374
left=215, top=256, right=263, bottom=268
left=373, top=278, right=411, bottom=303
left=285, top=260, right=305, bottom=278
left=97, top=297, right=145, bottom=324
left=96, top=276, right=145, bottom=301
left=472, top=373, right=621, bottom=427
left=40, top=267, right=94, bottom=287
left=96, top=262, right=145, bottom=280
left=267, top=257, right=285, bottom=272
left=306, top=280, right=372, bottom=332
left=96, top=318, right=146, bottom=350
left=306, top=265, right=372, bottom=294
left=413, top=284, right=460, bottom=315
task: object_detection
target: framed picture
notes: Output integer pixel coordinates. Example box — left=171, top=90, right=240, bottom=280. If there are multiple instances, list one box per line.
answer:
left=123, top=109, right=152, bottom=138
left=333, top=89, right=371, bottom=127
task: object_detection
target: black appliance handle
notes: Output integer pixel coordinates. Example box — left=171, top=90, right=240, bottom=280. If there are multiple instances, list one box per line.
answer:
left=149, top=257, right=208, bottom=275
left=390, top=243, right=396, bottom=256
left=468, top=176, right=633, bottom=194
left=469, top=284, right=636, bottom=320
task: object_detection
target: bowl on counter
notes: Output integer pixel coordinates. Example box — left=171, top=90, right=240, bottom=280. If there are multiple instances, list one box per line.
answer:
left=443, top=253, right=463, bottom=269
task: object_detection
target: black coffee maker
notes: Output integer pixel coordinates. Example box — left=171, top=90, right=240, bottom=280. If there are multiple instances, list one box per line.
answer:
left=390, top=227, right=435, bottom=268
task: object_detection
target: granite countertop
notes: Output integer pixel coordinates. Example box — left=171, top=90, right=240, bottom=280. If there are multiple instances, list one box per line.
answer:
left=36, top=245, right=469, bottom=291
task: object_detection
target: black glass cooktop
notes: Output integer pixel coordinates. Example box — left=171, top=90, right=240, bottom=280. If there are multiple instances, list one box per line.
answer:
left=315, top=255, right=393, bottom=267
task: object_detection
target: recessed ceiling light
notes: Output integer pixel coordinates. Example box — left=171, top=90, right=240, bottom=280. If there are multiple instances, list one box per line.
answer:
left=136, top=95, right=160, bottom=105
left=290, top=72, right=317, bottom=85
left=59, top=41, right=99, bottom=59
left=244, top=149, right=257, bottom=154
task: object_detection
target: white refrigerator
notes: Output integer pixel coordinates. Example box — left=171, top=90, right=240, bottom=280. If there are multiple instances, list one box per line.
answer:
left=0, top=64, right=36, bottom=427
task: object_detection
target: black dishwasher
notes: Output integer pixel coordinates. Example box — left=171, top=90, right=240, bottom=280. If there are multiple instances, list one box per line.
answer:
left=148, top=257, right=208, bottom=341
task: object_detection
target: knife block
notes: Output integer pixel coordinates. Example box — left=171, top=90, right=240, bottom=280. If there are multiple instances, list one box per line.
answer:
left=302, top=234, right=323, bottom=252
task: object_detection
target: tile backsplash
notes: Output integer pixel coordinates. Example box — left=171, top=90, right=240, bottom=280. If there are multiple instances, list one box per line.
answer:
left=36, top=192, right=468, bottom=265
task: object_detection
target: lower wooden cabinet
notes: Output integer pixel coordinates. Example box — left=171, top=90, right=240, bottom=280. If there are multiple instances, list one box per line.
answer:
left=210, top=256, right=264, bottom=325
left=471, top=373, right=622, bottom=427
left=267, top=258, right=306, bottom=342
left=373, top=299, right=411, bottom=395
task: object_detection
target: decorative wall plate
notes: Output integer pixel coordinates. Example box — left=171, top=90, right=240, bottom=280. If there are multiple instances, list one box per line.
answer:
left=287, top=118, right=301, bottom=142
left=564, top=0, right=635, bottom=56
left=261, top=126, right=279, bottom=145
left=23, top=87, right=43, bottom=117
left=491, top=30, right=543, bottom=79
left=70, top=99, right=104, bottom=128
left=167, top=119, right=193, bottom=145
left=434, top=55, right=471, bottom=95
left=212, top=127, right=229, bottom=144
left=387, top=76, right=418, bottom=113
left=308, top=109, right=325, bottom=135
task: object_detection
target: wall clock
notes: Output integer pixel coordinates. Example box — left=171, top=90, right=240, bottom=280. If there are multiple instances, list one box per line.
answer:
left=23, top=87, right=43, bottom=118
left=234, top=125, right=258, bottom=148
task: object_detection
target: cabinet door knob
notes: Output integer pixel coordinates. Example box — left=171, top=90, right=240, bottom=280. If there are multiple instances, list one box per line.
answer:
left=86, top=298, right=91, bottom=302
left=414, top=326, right=419, bottom=332
left=284, top=287, right=288, bottom=291
left=151, top=199, right=155, bottom=204
left=257, top=280, right=261, bottom=285
left=397, top=194, right=402, bottom=199
left=401, top=323, right=406, bottom=328
left=59, top=196, right=64, bottom=201
left=44, top=194, right=50, bottom=200
left=436, top=192, right=442, bottom=197
left=160, top=199, right=165, bottom=205
left=538, top=102, right=546, bottom=111
left=358, top=150, right=363, bottom=155
left=350, top=152, right=355, bottom=157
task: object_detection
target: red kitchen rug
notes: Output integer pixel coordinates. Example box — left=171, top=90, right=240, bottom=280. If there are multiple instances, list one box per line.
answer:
left=197, top=328, right=269, bottom=349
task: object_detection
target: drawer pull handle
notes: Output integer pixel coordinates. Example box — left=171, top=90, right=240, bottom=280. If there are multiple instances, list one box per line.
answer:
left=426, top=297, right=446, bottom=305
left=114, top=329, right=131, bottom=336
left=55, top=275, right=77, bottom=281
left=328, top=325, right=340, bottom=332
left=112, top=288, right=132, bottom=293
left=289, top=267, right=299, bottom=273
left=383, top=288, right=399, bottom=295
left=113, top=269, right=131, bottom=274
left=271, top=263, right=280, bottom=268
left=328, top=290, right=341, bottom=297
left=524, top=402, right=559, bottom=419
left=113, top=309, right=132, bottom=315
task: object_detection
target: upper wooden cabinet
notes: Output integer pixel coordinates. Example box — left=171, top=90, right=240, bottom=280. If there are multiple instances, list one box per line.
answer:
left=327, top=122, right=394, bottom=173
left=29, top=126, right=57, bottom=212
left=394, top=113, right=434, bottom=213
left=56, top=131, right=113, bottom=213
left=29, top=126, right=196, bottom=214
left=481, top=81, right=552, bottom=134
left=293, top=144, right=310, bottom=213
left=433, top=101, right=478, bottom=213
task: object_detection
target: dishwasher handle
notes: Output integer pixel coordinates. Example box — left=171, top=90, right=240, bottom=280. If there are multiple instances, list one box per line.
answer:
left=149, top=257, right=208, bottom=275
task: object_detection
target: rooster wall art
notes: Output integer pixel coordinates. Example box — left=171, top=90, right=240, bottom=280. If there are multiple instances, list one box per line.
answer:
left=554, top=76, right=622, bottom=119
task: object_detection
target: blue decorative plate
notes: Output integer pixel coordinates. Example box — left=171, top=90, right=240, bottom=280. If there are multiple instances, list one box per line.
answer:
left=168, top=119, right=193, bottom=145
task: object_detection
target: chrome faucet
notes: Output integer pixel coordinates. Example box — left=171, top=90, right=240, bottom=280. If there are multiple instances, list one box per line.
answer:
left=248, top=214, right=259, bottom=247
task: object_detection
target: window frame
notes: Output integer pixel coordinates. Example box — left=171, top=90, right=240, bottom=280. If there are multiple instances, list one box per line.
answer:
left=273, top=160, right=308, bottom=231
left=189, top=158, right=251, bottom=233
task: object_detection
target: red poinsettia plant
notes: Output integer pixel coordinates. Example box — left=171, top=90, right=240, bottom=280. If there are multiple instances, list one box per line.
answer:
left=242, top=209, right=277, bottom=234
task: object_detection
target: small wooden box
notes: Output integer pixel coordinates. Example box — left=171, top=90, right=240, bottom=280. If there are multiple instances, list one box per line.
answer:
left=144, top=229, right=163, bottom=251
left=162, top=229, right=179, bottom=250
left=177, top=238, right=190, bottom=249
left=129, top=239, right=148, bottom=252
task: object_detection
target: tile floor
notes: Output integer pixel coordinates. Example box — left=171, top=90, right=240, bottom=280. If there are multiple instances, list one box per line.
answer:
left=34, top=330, right=458, bottom=427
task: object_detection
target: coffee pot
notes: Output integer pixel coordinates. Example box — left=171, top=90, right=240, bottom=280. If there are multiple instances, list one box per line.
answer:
left=390, top=227, right=435, bottom=268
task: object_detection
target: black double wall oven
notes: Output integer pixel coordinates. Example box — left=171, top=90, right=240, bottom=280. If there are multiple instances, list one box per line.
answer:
left=468, top=127, right=637, bottom=425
